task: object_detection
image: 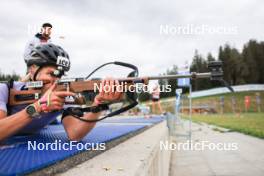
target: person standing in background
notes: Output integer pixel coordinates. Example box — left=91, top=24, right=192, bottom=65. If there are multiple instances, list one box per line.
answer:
left=151, top=84, right=164, bottom=114
left=24, top=23, right=53, bottom=60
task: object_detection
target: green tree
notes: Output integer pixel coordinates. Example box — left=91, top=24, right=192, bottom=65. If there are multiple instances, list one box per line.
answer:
left=0, top=70, right=20, bottom=81
left=218, top=44, right=246, bottom=85
left=190, top=50, right=209, bottom=90
left=242, top=40, right=264, bottom=84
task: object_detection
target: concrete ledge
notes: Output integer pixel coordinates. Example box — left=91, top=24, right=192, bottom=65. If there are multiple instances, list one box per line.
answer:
left=28, top=124, right=151, bottom=176
left=59, top=121, right=170, bottom=176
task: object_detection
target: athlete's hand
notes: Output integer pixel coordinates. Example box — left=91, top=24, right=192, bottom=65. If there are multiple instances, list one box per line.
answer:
left=34, top=82, right=75, bottom=113
left=94, top=78, right=123, bottom=105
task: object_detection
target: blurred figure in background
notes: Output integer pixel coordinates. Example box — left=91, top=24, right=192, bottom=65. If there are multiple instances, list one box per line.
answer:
left=24, top=23, right=53, bottom=60
left=255, top=92, right=261, bottom=112
left=151, top=83, right=163, bottom=114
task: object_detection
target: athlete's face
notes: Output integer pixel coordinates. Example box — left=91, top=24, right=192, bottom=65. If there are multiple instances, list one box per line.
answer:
left=34, top=66, right=60, bottom=89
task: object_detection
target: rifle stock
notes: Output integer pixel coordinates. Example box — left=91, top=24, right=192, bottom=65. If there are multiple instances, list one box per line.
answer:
left=9, top=89, right=42, bottom=105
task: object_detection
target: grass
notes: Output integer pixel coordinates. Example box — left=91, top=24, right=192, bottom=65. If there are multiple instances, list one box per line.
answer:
left=142, top=90, right=264, bottom=138
left=184, top=113, right=264, bottom=139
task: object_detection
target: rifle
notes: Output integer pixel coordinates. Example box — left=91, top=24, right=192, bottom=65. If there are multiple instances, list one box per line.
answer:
left=6, top=61, right=233, bottom=122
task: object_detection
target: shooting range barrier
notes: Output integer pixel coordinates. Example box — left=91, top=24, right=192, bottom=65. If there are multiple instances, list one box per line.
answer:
left=153, top=84, right=264, bottom=114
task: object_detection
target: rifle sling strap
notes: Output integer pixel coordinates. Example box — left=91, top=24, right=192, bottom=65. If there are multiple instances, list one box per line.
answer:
left=62, top=100, right=138, bottom=123
left=61, top=104, right=109, bottom=121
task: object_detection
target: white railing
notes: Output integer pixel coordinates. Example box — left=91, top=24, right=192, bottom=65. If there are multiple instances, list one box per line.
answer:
left=190, top=84, right=264, bottom=98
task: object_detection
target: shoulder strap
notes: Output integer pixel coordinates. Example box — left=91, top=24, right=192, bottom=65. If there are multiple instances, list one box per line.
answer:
left=6, top=79, right=14, bottom=116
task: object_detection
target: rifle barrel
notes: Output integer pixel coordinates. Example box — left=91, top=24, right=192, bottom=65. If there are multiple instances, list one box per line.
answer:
left=148, top=72, right=211, bottom=80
